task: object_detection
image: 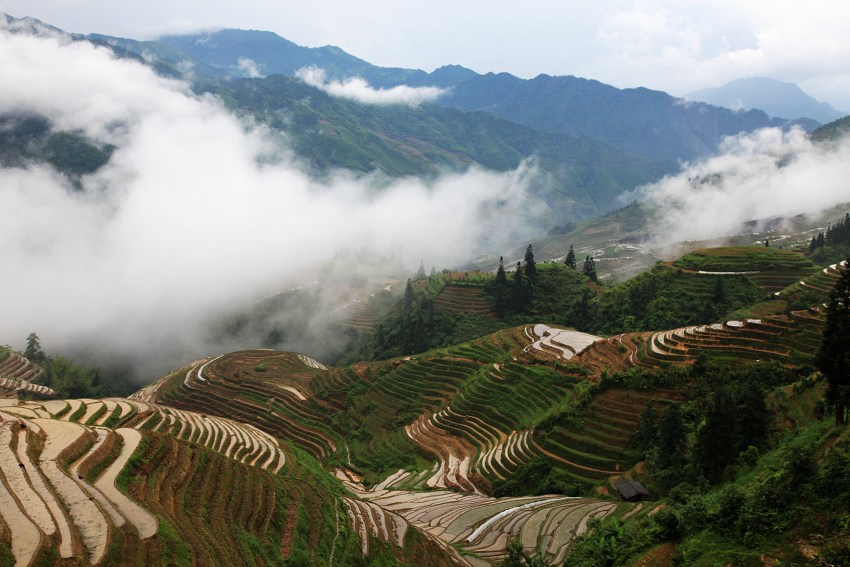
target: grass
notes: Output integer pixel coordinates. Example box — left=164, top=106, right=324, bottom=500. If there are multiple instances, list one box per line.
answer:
left=156, top=515, right=193, bottom=566
left=68, top=401, right=87, bottom=423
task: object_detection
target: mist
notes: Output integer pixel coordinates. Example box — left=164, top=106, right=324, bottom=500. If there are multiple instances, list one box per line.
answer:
left=0, top=29, right=537, bottom=381
left=295, top=66, right=447, bottom=106
left=635, top=126, right=850, bottom=246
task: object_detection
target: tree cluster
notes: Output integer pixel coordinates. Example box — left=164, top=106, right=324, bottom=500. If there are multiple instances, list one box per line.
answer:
left=816, top=260, right=850, bottom=425
left=21, top=333, right=131, bottom=398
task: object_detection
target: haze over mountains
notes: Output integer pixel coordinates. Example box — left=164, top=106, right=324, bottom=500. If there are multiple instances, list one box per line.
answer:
left=687, top=76, right=846, bottom=124
left=149, top=28, right=825, bottom=161
left=2, top=10, right=850, bottom=567
left=1, top=12, right=849, bottom=378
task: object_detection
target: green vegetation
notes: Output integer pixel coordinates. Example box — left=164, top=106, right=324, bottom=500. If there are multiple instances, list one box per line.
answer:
left=19, top=333, right=137, bottom=398
left=809, top=212, right=850, bottom=264
left=587, top=263, right=763, bottom=334
left=816, top=258, right=850, bottom=425
left=39, top=355, right=131, bottom=398
left=493, top=457, right=590, bottom=497
left=192, top=74, right=675, bottom=222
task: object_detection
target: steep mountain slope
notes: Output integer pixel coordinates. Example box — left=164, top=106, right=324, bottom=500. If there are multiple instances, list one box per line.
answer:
left=194, top=74, right=675, bottom=221
left=1, top=248, right=846, bottom=565
left=811, top=114, right=850, bottom=143
left=155, top=28, right=478, bottom=88
left=438, top=72, right=814, bottom=161
left=687, top=77, right=845, bottom=124
left=132, top=26, right=815, bottom=163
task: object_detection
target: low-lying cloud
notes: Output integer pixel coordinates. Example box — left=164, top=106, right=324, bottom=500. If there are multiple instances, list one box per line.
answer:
left=295, top=65, right=446, bottom=106
left=634, top=126, right=850, bottom=246
left=0, top=29, right=533, bottom=379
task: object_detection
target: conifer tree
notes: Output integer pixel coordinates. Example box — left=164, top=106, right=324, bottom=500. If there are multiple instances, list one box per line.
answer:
left=511, top=261, right=526, bottom=311
left=404, top=278, right=414, bottom=308
left=524, top=244, right=537, bottom=280
left=416, top=260, right=427, bottom=279
left=564, top=245, right=576, bottom=269
left=495, top=256, right=507, bottom=286
left=493, top=257, right=508, bottom=316
left=656, top=404, right=687, bottom=487
left=582, top=255, right=598, bottom=282
left=816, top=261, right=850, bottom=425
left=24, top=332, right=45, bottom=363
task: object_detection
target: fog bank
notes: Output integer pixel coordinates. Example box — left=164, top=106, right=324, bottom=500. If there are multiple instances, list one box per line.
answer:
left=0, top=29, right=536, bottom=380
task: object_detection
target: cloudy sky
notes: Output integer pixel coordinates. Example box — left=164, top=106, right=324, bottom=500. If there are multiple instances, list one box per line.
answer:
left=2, top=0, right=849, bottom=110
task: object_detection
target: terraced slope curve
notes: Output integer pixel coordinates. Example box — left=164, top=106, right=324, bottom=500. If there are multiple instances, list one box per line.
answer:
left=0, top=396, right=459, bottom=566
left=341, top=472, right=656, bottom=565
left=672, top=246, right=818, bottom=293
left=433, top=285, right=497, bottom=318
left=0, top=352, right=54, bottom=397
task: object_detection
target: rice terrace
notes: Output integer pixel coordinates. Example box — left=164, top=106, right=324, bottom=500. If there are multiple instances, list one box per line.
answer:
left=2, top=240, right=850, bottom=565
left=3, top=8, right=850, bottom=566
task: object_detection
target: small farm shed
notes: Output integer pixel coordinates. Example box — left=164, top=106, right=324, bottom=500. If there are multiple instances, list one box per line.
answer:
left=616, top=478, right=650, bottom=502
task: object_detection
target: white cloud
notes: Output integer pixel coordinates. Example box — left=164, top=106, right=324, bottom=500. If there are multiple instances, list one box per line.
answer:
left=237, top=57, right=262, bottom=78
left=295, top=66, right=446, bottom=106
left=584, top=2, right=850, bottom=110
left=637, top=127, right=850, bottom=246
left=0, top=30, right=534, bottom=377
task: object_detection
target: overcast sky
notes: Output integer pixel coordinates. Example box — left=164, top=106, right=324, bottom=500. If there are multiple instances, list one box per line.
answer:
left=2, top=1, right=849, bottom=110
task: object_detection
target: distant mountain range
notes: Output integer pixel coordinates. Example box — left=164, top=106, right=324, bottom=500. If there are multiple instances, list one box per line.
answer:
left=150, top=29, right=830, bottom=161
left=2, top=14, right=847, bottom=227
left=686, top=77, right=845, bottom=125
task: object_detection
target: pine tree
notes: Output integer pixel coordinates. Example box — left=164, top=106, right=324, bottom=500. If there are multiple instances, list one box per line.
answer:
left=816, top=260, right=850, bottom=425
left=430, top=266, right=437, bottom=277
left=24, top=332, right=45, bottom=363
left=511, top=262, right=526, bottom=311
left=524, top=244, right=537, bottom=280
left=493, top=257, right=508, bottom=317
left=656, top=404, right=688, bottom=488
left=694, top=391, right=737, bottom=483
left=564, top=245, right=576, bottom=269
left=582, top=255, right=597, bottom=282
left=416, top=260, right=427, bottom=279
left=495, top=257, right=507, bottom=285
left=404, top=278, right=414, bottom=308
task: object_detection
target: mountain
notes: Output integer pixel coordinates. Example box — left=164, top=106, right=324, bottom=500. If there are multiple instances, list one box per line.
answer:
left=686, top=76, right=845, bottom=124
left=437, top=72, right=816, bottom=161
left=192, top=74, right=676, bottom=223
left=149, top=28, right=812, bottom=162
left=155, top=28, right=477, bottom=88
left=811, top=114, right=850, bottom=143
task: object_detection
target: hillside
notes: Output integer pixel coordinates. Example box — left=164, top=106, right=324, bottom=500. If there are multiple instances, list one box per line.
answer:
left=1, top=247, right=849, bottom=565
left=91, top=24, right=815, bottom=164
left=192, top=74, right=674, bottom=222
left=437, top=73, right=811, bottom=161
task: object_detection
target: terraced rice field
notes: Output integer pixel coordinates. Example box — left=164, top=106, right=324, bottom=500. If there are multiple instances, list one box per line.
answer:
left=433, top=285, right=497, bottom=318
left=536, top=388, right=682, bottom=486
left=0, top=394, right=298, bottom=566
left=626, top=310, right=825, bottom=368
left=673, top=246, right=818, bottom=293
left=142, top=351, right=342, bottom=459
left=337, top=298, right=376, bottom=332
left=342, top=476, right=646, bottom=565
left=525, top=324, right=603, bottom=361
left=0, top=352, right=55, bottom=397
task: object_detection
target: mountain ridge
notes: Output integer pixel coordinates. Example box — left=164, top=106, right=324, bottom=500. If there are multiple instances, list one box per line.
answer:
left=686, top=76, right=845, bottom=124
